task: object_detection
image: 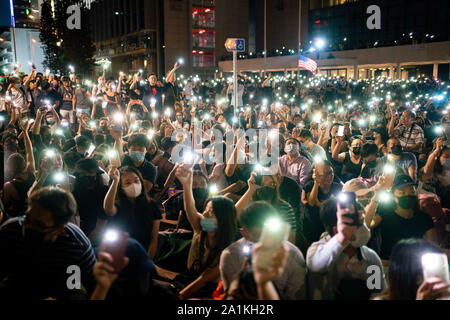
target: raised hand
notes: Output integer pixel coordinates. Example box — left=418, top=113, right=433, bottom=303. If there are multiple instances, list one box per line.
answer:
left=336, top=202, right=358, bottom=245
left=252, top=242, right=287, bottom=285
left=108, top=167, right=120, bottom=182
left=93, top=252, right=129, bottom=289
left=175, top=164, right=193, bottom=187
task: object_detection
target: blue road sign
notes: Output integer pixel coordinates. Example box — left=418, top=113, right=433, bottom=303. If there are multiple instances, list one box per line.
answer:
left=225, top=38, right=245, bottom=52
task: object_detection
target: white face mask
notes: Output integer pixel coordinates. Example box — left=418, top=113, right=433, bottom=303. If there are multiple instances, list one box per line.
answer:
left=350, top=223, right=371, bottom=248
left=122, top=182, right=142, bottom=198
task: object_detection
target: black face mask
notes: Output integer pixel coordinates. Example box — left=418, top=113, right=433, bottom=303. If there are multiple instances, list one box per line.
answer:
left=391, top=145, right=403, bottom=156
left=75, top=175, right=96, bottom=190
left=255, top=186, right=277, bottom=203
left=352, top=147, right=361, bottom=155
left=396, top=195, right=418, bottom=210
left=100, top=125, right=108, bottom=132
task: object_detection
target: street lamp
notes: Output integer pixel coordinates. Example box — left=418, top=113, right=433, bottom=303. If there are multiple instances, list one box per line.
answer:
left=314, top=38, right=326, bottom=50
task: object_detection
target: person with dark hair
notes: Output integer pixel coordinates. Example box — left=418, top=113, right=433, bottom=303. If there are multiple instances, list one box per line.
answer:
left=375, top=239, right=449, bottom=300
left=236, top=168, right=297, bottom=243
left=74, top=135, right=91, bottom=157
left=58, top=77, right=75, bottom=123
left=62, top=151, right=83, bottom=175
left=104, top=166, right=161, bottom=259
left=2, top=120, right=36, bottom=217
left=0, top=186, right=97, bottom=299
left=306, top=196, right=386, bottom=300
left=373, top=173, right=443, bottom=261
left=376, top=137, right=417, bottom=182
left=419, top=138, right=450, bottom=208
left=72, top=158, right=110, bottom=242
left=175, top=164, right=237, bottom=299
left=360, top=142, right=379, bottom=183
left=279, top=137, right=312, bottom=189
left=114, top=132, right=157, bottom=194
left=302, top=160, right=342, bottom=245
left=298, top=129, right=327, bottom=160
left=220, top=201, right=306, bottom=300
left=373, top=127, right=388, bottom=157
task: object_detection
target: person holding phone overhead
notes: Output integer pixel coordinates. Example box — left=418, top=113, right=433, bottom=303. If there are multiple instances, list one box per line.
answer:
left=175, top=163, right=237, bottom=300
left=306, top=195, right=386, bottom=300
left=332, top=136, right=363, bottom=182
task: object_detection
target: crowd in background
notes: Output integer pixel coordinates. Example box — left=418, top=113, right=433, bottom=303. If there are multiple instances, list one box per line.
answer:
left=0, top=61, right=449, bottom=300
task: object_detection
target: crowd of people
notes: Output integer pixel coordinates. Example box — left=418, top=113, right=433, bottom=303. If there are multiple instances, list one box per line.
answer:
left=0, top=61, right=449, bottom=300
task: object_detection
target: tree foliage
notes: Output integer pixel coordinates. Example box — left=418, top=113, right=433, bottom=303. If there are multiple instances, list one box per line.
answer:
left=39, top=0, right=95, bottom=76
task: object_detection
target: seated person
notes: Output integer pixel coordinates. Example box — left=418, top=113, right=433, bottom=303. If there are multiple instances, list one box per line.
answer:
left=306, top=196, right=386, bottom=300
left=0, top=187, right=97, bottom=299
left=174, top=164, right=237, bottom=299
left=220, top=201, right=306, bottom=300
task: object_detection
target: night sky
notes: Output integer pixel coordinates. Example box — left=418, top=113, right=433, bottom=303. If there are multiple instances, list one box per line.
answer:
left=0, top=0, right=12, bottom=27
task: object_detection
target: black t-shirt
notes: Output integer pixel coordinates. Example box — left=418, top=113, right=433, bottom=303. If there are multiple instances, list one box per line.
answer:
left=377, top=204, right=434, bottom=259
left=279, top=176, right=301, bottom=216
left=108, top=196, right=162, bottom=249
left=122, top=154, right=157, bottom=184
left=225, top=164, right=253, bottom=195
left=303, top=180, right=342, bottom=243
left=72, top=184, right=109, bottom=236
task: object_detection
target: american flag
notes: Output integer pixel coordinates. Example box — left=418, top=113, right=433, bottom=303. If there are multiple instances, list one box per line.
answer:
left=298, top=54, right=317, bottom=73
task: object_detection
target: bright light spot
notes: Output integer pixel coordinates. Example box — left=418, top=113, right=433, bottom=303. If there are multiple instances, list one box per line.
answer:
left=338, top=192, right=348, bottom=203
left=384, top=164, right=394, bottom=175
left=45, top=149, right=55, bottom=158
left=265, top=218, right=281, bottom=232
left=113, top=113, right=124, bottom=123
left=104, top=230, right=118, bottom=242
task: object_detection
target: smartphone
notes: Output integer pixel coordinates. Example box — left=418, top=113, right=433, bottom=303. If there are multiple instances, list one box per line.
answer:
left=86, top=144, right=96, bottom=158
left=255, top=218, right=290, bottom=270
left=338, top=192, right=359, bottom=226
left=112, top=122, right=122, bottom=133
left=337, top=125, right=344, bottom=137
left=421, top=253, right=450, bottom=284
left=100, top=230, right=129, bottom=273
left=243, top=243, right=253, bottom=266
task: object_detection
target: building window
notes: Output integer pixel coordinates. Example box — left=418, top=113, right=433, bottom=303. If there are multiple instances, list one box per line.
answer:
left=192, top=50, right=214, bottom=67
left=192, top=7, right=215, bottom=28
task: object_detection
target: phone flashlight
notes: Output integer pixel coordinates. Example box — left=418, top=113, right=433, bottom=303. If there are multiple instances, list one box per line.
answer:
left=232, top=117, right=238, bottom=124
left=178, top=58, right=184, bottom=65
left=89, top=121, right=96, bottom=128
left=104, top=230, right=119, bottom=242
left=370, top=115, right=376, bottom=123
left=165, top=109, right=171, bottom=117
left=434, top=126, right=443, bottom=135
left=359, top=119, right=367, bottom=127
left=113, top=113, right=124, bottom=123
left=209, top=184, right=219, bottom=196
left=107, top=149, right=117, bottom=159
left=150, top=98, right=156, bottom=106
left=55, top=129, right=64, bottom=136
left=45, top=149, right=56, bottom=158
left=378, top=191, right=392, bottom=203
left=152, top=112, right=158, bottom=119
left=53, top=172, right=65, bottom=183
left=421, top=253, right=450, bottom=284
left=383, top=164, right=395, bottom=175
left=204, top=114, right=210, bottom=120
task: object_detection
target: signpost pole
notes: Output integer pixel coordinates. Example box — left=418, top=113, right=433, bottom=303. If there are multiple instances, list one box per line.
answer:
left=233, top=51, right=237, bottom=116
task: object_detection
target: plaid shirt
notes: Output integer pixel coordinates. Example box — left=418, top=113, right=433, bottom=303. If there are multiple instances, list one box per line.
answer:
left=394, top=124, right=424, bottom=153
